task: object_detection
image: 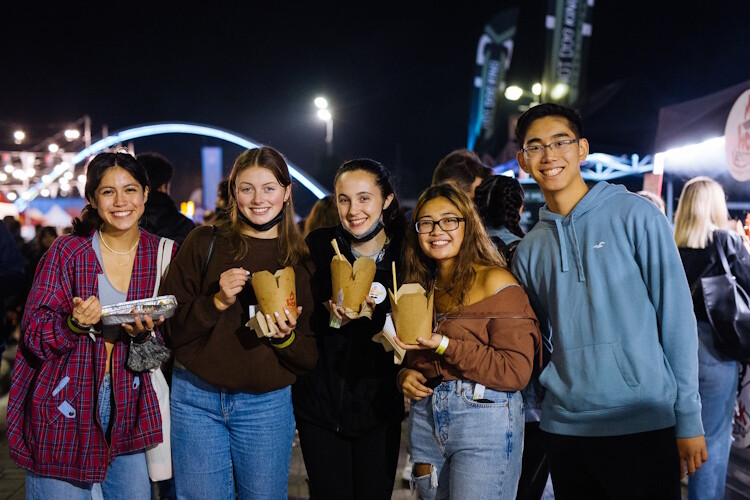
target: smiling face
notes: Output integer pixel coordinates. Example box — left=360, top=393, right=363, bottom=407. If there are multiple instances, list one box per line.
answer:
left=90, top=166, right=148, bottom=234
left=335, top=169, right=393, bottom=237
left=516, top=115, right=589, bottom=215
left=416, top=196, right=465, bottom=265
left=234, top=165, right=290, bottom=236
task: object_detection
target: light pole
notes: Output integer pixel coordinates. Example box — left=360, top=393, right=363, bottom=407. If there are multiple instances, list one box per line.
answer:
left=314, top=96, right=333, bottom=156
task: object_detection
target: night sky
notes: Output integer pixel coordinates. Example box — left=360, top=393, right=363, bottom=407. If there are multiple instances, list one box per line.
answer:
left=3, top=1, right=749, bottom=210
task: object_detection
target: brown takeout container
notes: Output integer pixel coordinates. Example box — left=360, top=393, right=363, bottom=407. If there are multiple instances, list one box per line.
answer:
left=388, top=283, right=434, bottom=345
left=251, top=267, right=298, bottom=320
left=331, top=255, right=377, bottom=312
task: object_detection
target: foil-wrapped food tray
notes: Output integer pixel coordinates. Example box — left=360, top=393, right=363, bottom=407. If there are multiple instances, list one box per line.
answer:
left=100, top=295, right=178, bottom=326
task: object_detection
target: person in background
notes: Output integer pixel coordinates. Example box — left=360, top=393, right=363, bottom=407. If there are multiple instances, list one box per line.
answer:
left=7, top=151, right=172, bottom=499
left=474, top=175, right=525, bottom=264
left=512, top=103, right=706, bottom=498
left=162, top=146, right=317, bottom=499
left=674, top=176, right=750, bottom=499
left=137, top=152, right=195, bottom=245
left=302, top=194, right=338, bottom=237
left=294, top=158, right=406, bottom=499
left=0, top=222, right=24, bottom=358
left=397, top=184, right=539, bottom=498
left=432, top=149, right=492, bottom=201
left=637, top=190, right=667, bottom=215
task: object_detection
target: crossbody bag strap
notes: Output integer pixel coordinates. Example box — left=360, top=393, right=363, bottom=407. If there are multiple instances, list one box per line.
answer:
left=200, top=225, right=218, bottom=290
left=715, top=233, right=732, bottom=277
left=153, top=237, right=176, bottom=297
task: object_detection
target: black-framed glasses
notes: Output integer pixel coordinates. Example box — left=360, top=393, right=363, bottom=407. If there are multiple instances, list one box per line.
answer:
left=521, top=138, right=579, bottom=159
left=415, top=217, right=465, bottom=234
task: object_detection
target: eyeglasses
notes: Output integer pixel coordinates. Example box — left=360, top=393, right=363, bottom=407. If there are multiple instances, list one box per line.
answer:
left=521, top=138, right=579, bottom=159
left=415, top=217, right=465, bottom=234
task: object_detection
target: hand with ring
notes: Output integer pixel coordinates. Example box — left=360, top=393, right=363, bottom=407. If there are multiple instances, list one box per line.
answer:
left=72, top=296, right=102, bottom=327
left=122, top=310, right=165, bottom=337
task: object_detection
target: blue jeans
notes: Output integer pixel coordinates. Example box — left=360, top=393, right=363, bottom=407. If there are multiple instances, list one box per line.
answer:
left=170, top=367, right=295, bottom=500
left=26, top=374, right=150, bottom=499
left=408, top=380, right=524, bottom=499
left=688, top=322, right=738, bottom=500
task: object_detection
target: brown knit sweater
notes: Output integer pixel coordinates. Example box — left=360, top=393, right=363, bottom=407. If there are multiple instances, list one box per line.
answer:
left=406, top=284, right=540, bottom=392
left=163, top=225, right=317, bottom=391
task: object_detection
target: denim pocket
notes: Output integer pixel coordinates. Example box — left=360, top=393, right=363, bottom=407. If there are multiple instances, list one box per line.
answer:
left=459, top=388, right=510, bottom=408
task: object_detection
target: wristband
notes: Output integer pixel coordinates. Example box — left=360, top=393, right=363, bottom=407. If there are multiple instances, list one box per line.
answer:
left=272, top=331, right=296, bottom=349
left=434, top=335, right=449, bottom=356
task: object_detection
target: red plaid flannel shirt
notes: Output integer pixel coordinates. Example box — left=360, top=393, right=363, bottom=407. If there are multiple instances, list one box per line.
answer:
left=7, top=230, right=176, bottom=483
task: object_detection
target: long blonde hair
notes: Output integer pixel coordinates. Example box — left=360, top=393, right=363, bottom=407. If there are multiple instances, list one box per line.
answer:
left=674, top=176, right=729, bottom=249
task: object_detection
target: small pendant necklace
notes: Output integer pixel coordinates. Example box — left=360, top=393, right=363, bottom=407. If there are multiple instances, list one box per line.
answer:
left=99, top=231, right=139, bottom=255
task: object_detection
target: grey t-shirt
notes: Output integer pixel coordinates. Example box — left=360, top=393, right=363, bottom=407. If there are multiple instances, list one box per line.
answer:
left=92, top=231, right=128, bottom=340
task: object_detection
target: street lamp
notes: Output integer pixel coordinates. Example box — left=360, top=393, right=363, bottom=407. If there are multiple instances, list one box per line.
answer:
left=314, top=96, right=333, bottom=156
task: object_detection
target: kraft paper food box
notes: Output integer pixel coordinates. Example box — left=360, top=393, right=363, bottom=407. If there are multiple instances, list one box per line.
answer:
left=388, top=283, right=434, bottom=345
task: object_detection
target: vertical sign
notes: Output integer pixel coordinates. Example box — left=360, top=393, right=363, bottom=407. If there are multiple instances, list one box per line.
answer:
left=202, top=146, right=222, bottom=211
left=541, top=0, right=594, bottom=107
left=467, top=8, right=519, bottom=152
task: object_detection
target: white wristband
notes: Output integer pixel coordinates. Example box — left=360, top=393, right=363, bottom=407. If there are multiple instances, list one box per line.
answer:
left=435, top=335, right=449, bottom=356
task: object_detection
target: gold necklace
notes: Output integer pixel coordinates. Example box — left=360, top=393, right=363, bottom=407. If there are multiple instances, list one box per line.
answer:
left=99, top=231, right=139, bottom=255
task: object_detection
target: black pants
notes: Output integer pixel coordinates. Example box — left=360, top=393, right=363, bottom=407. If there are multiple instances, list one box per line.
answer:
left=544, top=427, right=681, bottom=500
left=516, top=421, right=549, bottom=500
left=296, top=418, right=401, bottom=500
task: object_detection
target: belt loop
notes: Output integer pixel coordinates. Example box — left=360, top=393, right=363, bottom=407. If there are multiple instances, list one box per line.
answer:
left=455, top=380, right=461, bottom=396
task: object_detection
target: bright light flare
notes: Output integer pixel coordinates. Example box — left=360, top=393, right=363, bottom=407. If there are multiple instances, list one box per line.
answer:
left=550, top=83, right=569, bottom=100
left=532, top=83, right=542, bottom=96
left=48, top=143, right=59, bottom=153
left=64, top=129, right=80, bottom=140
left=13, top=130, right=25, bottom=141
left=314, top=97, right=329, bottom=109
left=504, top=86, right=523, bottom=101
left=317, top=109, right=332, bottom=122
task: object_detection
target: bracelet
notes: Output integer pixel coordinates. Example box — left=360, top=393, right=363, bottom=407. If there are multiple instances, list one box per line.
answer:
left=67, top=315, right=91, bottom=334
left=271, top=331, right=296, bottom=349
left=434, top=335, right=449, bottom=356
left=130, top=329, right=154, bottom=344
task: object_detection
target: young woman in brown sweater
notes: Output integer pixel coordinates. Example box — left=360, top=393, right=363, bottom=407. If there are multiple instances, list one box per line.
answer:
left=162, top=147, right=317, bottom=499
left=397, top=183, right=540, bottom=499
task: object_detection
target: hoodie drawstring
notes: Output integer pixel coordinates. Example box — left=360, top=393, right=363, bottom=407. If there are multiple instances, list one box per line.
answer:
left=570, top=218, right=586, bottom=283
left=554, top=219, right=569, bottom=273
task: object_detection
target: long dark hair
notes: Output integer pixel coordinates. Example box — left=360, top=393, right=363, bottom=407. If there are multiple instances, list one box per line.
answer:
left=218, top=146, right=308, bottom=267
left=333, top=158, right=405, bottom=239
left=474, top=175, right=525, bottom=238
left=403, top=184, right=504, bottom=308
left=72, top=152, right=150, bottom=236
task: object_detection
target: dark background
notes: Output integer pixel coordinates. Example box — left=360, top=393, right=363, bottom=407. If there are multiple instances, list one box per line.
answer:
left=2, top=1, right=749, bottom=212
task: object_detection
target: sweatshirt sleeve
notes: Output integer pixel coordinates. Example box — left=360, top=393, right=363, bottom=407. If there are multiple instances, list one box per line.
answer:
left=441, top=290, right=540, bottom=391
left=21, top=240, right=79, bottom=359
left=636, top=212, right=703, bottom=438
left=269, top=259, right=318, bottom=374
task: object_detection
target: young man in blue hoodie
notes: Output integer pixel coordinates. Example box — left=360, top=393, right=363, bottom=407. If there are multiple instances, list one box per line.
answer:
left=511, top=103, right=706, bottom=498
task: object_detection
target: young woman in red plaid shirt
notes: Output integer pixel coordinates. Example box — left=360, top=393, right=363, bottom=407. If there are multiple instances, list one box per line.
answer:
left=8, top=151, right=174, bottom=499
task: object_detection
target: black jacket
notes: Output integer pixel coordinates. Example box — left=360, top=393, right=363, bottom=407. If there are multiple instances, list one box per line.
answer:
left=140, top=191, right=195, bottom=245
left=292, top=225, right=405, bottom=436
left=680, top=229, right=750, bottom=323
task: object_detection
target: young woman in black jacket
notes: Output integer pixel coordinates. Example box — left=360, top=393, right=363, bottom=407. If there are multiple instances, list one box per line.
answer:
left=293, top=158, right=406, bottom=499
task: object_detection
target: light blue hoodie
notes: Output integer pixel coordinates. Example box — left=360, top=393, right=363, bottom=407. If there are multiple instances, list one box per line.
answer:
left=512, top=182, right=703, bottom=438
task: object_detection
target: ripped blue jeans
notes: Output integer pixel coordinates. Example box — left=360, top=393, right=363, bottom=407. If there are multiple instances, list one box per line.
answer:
left=408, top=380, right=524, bottom=499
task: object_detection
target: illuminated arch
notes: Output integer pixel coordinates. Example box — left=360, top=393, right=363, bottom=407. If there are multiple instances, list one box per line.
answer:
left=15, top=122, right=328, bottom=211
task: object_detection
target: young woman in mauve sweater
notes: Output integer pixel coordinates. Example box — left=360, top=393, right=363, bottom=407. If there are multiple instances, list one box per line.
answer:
left=162, top=147, right=317, bottom=499
left=396, top=183, right=540, bottom=499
